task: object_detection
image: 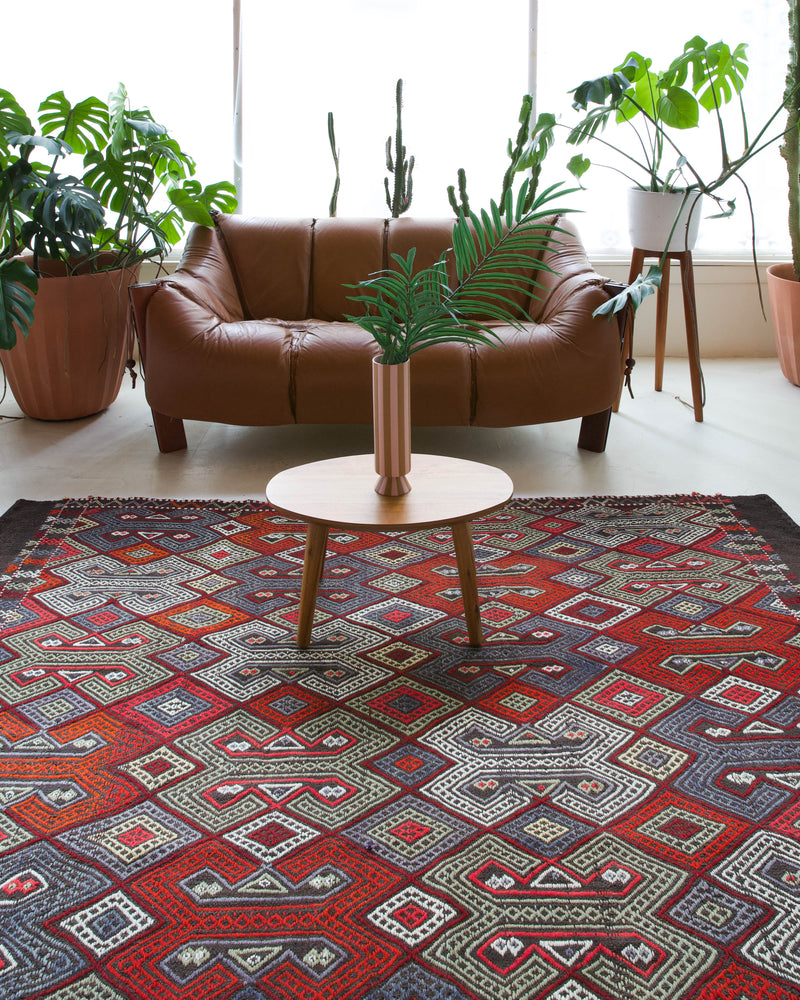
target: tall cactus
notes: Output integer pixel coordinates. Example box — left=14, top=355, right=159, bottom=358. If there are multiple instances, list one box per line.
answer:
left=327, top=111, right=340, bottom=217
left=782, top=0, right=800, bottom=279
left=384, top=79, right=414, bottom=217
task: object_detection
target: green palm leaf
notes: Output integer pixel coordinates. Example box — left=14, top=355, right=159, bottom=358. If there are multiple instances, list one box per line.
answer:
left=345, top=179, right=576, bottom=363
left=0, top=259, right=37, bottom=351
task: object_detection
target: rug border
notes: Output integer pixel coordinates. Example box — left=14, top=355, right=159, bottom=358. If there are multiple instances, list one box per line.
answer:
left=1, top=493, right=798, bottom=591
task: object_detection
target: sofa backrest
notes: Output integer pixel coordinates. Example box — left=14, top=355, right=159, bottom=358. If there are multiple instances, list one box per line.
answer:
left=207, top=213, right=593, bottom=324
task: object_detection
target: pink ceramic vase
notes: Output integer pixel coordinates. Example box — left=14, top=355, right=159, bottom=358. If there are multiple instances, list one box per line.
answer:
left=372, top=357, right=411, bottom=495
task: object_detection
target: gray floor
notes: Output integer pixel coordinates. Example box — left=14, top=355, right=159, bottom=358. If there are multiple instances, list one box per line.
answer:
left=1, top=358, right=799, bottom=524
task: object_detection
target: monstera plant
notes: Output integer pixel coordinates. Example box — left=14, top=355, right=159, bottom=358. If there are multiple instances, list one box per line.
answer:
left=0, top=83, right=237, bottom=418
left=564, top=36, right=793, bottom=316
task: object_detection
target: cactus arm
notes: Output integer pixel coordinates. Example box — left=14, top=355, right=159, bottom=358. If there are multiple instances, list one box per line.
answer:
left=500, top=94, right=533, bottom=205
left=783, top=0, right=800, bottom=279
left=447, top=167, right=471, bottom=216
left=327, top=112, right=340, bottom=218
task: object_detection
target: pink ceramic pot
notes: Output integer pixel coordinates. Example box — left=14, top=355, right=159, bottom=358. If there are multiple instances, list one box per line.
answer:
left=767, top=263, right=800, bottom=387
left=1, top=257, right=139, bottom=420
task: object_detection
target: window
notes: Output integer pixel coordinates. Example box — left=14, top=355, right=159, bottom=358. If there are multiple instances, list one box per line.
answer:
left=536, top=0, right=790, bottom=255
left=4, top=0, right=231, bottom=195
left=4, top=1, right=790, bottom=256
left=239, top=0, right=529, bottom=218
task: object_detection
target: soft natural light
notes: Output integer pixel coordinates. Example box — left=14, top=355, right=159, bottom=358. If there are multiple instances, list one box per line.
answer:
left=536, top=0, right=790, bottom=255
left=240, top=0, right=529, bottom=219
left=3, top=0, right=791, bottom=256
left=3, top=1, right=231, bottom=197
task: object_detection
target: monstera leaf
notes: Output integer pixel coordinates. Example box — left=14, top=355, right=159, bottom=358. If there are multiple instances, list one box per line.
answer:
left=38, top=92, right=110, bottom=155
left=18, top=173, right=105, bottom=259
left=594, top=266, right=662, bottom=319
left=664, top=37, right=749, bottom=110
left=0, top=260, right=38, bottom=351
left=0, top=90, right=33, bottom=143
left=82, top=148, right=156, bottom=213
left=167, top=179, right=238, bottom=225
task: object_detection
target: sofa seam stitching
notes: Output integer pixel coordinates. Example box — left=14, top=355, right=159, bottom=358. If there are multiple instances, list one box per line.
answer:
left=213, top=214, right=252, bottom=321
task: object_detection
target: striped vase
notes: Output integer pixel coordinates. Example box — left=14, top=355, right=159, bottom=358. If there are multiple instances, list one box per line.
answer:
left=372, top=357, right=411, bottom=496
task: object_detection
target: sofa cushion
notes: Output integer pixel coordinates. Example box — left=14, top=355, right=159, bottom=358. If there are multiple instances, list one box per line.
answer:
left=291, top=322, right=472, bottom=425
left=214, top=215, right=314, bottom=320
left=311, top=219, right=386, bottom=321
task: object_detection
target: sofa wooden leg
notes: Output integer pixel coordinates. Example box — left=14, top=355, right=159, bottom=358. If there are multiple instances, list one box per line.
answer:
left=152, top=410, right=187, bottom=452
left=578, top=408, right=612, bottom=453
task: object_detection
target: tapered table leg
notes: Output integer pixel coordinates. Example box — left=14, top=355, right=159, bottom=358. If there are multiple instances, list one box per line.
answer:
left=297, top=522, right=329, bottom=647
left=451, top=521, right=482, bottom=647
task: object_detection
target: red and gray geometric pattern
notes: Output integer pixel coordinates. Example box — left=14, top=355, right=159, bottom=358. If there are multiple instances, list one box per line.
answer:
left=0, top=494, right=798, bottom=999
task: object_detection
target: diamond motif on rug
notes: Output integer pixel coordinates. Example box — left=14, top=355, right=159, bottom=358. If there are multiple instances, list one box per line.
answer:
left=0, top=493, right=798, bottom=1000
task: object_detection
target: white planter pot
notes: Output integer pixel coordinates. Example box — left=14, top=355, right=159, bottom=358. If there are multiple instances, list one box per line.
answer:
left=627, top=188, right=702, bottom=253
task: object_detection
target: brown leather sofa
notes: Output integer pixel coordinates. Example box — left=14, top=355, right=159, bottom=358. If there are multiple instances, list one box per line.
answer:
left=129, top=214, right=627, bottom=453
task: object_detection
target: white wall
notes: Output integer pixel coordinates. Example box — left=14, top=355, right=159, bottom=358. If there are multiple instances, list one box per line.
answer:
left=594, top=259, right=780, bottom=359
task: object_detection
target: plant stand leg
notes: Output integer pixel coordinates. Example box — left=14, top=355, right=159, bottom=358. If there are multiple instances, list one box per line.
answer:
left=654, top=258, right=671, bottom=391
left=451, top=521, right=482, bottom=647
left=679, top=252, right=704, bottom=422
left=297, top=521, right=329, bottom=647
left=151, top=410, right=187, bottom=452
left=578, top=408, right=612, bottom=452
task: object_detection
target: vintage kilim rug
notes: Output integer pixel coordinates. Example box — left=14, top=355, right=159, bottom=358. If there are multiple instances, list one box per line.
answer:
left=0, top=494, right=799, bottom=1000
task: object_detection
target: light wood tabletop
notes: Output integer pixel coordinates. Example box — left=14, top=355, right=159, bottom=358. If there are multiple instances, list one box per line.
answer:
left=266, top=453, right=514, bottom=649
left=266, top=453, right=513, bottom=530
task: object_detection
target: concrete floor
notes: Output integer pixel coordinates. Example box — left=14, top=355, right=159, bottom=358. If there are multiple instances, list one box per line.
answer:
left=1, top=357, right=799, bottom=525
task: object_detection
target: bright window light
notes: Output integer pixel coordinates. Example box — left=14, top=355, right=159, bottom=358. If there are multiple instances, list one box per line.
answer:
left=3, top=0, right=790, bottom=256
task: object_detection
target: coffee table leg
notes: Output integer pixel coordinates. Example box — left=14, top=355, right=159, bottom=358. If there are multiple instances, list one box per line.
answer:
left=451, top=521, right=482, bottom=647
left=297, top=522, right=329, bottom=647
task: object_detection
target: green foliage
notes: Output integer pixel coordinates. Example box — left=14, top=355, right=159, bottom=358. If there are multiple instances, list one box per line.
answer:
left=384, top=79, right=414, bottom=217
left=449, top=99, right=554, bottom=219
left=567, top=35, right=785, bottom=201
left=499, top=95, right=533, bottom=206
left=567, top=34, right=794, bottom=319
left=345, top=178, right=574, bottom=364
left=0, top=82, right=238, bottom=348
left=594, top=265, right=662, bottom=319
left=0, top=259, right=37, bottom=351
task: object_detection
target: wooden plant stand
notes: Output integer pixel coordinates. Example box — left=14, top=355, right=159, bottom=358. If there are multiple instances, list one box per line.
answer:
left=624, top=247, right=704, bottom=422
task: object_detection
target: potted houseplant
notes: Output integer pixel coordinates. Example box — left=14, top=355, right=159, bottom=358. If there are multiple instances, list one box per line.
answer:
left=768, top=0, right=800, bottom=387
left=345, top=171, right=573, bottom=496
left=0, top=84, right=237, bottom=419
left=564, top=35, right=792, bottom=315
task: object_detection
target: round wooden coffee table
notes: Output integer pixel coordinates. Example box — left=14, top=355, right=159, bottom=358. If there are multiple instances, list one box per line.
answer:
left=266, top=453, right=513, bottom=647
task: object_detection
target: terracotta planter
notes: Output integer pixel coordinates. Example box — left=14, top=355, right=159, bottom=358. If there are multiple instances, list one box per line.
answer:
left=0, top=257, right=139, bottom=420
left=372, top=357, right=411, bottom=496
left=627, top=188, right=702, bottom=252
left=767, top=263, right=800, bottom=387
